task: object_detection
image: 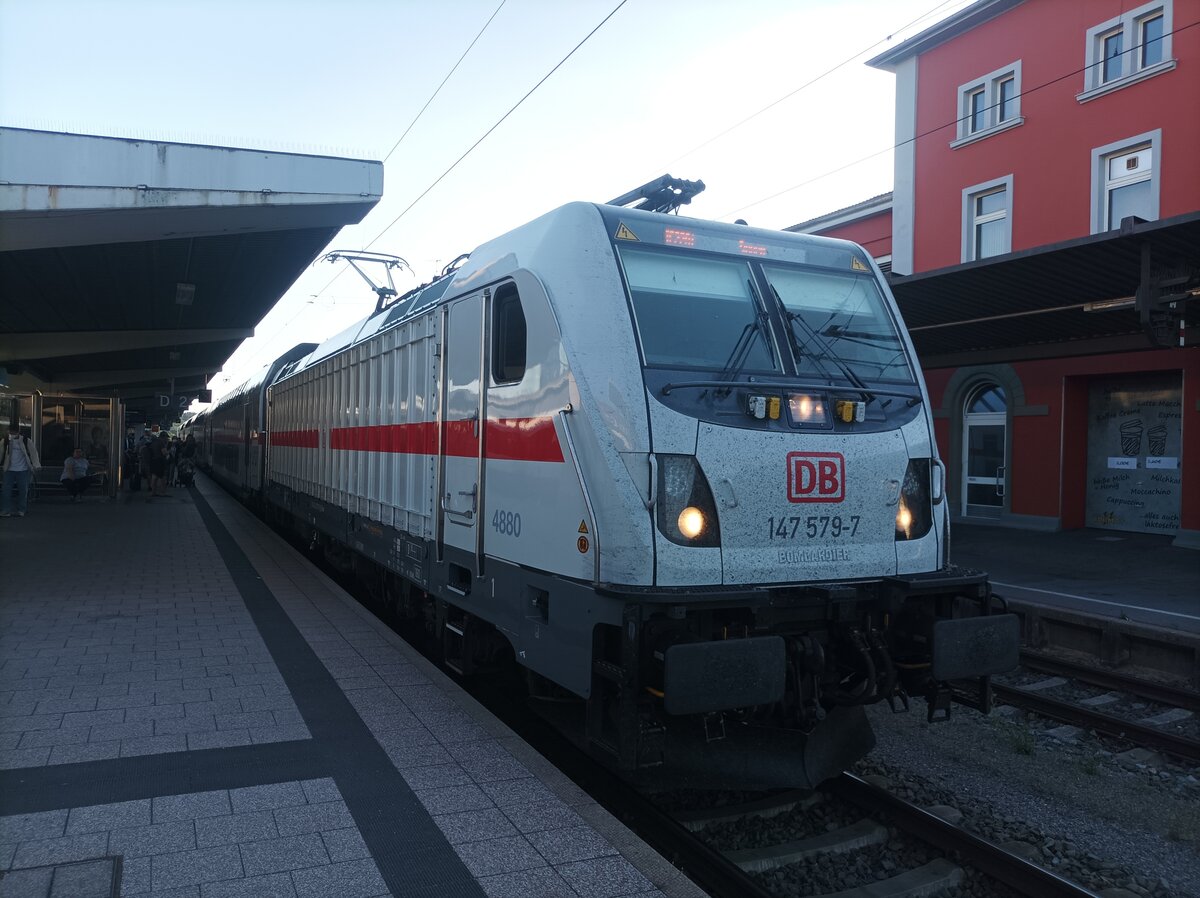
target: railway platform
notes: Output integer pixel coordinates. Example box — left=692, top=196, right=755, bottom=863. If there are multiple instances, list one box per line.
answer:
left=0, top=479, right=704, bottom=898
left=949, top=521, right=1199, bottom=635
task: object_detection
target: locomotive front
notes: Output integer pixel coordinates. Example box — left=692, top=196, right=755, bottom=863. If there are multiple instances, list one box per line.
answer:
left=559, top=205, right=1019, bottom=786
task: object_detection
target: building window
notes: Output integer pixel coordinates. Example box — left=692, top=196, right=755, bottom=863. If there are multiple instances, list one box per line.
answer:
left=1101, top=29, right=1125, bottom=82
left=1141, top=13, right=1165, bottom=66
left=1082, top=1, right=1173, bottom=99
left=968, top=88, right=986, bottom=133
left=954, top=61, right=1022, bottom=144
left=1090, top=130, right=1161, bottom=233
left=961, top=175, right=1013, bottom=262
left=998, top=76, right=1017, bottom=121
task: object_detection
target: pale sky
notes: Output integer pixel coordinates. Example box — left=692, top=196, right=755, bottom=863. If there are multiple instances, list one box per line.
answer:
left=0, top=0, right=975, bottom=401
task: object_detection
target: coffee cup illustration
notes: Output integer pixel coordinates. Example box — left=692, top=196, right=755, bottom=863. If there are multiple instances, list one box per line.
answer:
left=1119, top=418, right=1143, bottom=456
left=1147, top=424, right=1167, bottom=456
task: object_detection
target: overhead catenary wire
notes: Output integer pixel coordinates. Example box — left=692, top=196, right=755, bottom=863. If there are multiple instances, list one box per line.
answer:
left=223, top=7, right=1193, bottom=393
left=720, top=17, right=1200, bottom=221
left=218, top=1, right=994, bottom=383
left=364, top=0, right=632, bottom=252
left=303, top=0, right=631, bottom=313
left=382, top=0, right=508, bottom=165
left=646, top=0, right=970, bottom=181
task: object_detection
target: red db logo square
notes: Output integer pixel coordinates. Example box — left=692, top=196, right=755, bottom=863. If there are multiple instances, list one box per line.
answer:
left=787, top=452, right=845, bottom=503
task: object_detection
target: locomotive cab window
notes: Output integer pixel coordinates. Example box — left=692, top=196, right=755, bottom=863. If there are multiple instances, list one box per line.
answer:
left=492, top=284, right=527, bottom=384
left=763, top=265, right=914, bottom=385
left=619, top=247, right=778, bottom=372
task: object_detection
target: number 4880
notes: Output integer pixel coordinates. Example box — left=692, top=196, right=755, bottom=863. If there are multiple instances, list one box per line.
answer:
left=491, top=509, right=522, bottom=537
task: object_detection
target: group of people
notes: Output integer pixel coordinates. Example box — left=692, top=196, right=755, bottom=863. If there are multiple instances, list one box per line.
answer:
left=123, top=429, right=196, bottom=497
left=0, top=423, right=198, bottom=516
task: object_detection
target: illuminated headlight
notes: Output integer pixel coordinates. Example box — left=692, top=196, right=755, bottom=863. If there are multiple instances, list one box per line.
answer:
left=787, top=394, right=829, bottom=426
left=895, top=459, right=933, bottom=541
left=678, top=507, right=706, bottom=539
left=656, top=455, right=721, bottom=547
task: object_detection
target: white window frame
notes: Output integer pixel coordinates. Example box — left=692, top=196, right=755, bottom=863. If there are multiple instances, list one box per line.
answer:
left=1080, top=0, right=1174, bottom=102
left=1090, top=130, right=1161, bottom=234
left=953, top=61, right=1023, bottom=146
left=961, top=175, right=1013, bottom=262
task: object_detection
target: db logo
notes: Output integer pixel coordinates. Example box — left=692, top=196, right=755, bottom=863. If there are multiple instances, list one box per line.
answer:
left=787, top=452, right=845, bottom=503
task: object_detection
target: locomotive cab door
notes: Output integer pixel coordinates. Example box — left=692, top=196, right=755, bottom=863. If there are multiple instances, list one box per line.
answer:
left=438, top=291, right=487, bottom=576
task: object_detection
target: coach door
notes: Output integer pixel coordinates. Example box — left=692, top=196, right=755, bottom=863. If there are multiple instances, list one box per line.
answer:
left=438, top=292, right=487, bottom=575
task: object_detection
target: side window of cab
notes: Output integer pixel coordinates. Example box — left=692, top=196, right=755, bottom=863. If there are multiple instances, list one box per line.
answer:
left=492, top=283, right=527, bottom=384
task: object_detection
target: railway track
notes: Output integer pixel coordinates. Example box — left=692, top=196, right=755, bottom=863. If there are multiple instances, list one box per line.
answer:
left=994, top=650, right=1200, bottom=762
left=662, top=774, right=1106, bottom=898
left=1019, top=650, right=1200, bottom=712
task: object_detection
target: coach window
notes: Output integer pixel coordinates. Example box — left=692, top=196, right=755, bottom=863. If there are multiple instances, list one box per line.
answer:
left=492, top=284, right=527, bottom=384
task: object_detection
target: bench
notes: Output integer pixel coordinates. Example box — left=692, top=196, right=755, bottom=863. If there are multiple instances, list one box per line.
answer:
left=33, top=465, right=111, bottom=499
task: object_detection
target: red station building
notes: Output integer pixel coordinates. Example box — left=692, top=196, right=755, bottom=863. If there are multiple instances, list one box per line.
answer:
left=792, top=0, right=1200, bottom=548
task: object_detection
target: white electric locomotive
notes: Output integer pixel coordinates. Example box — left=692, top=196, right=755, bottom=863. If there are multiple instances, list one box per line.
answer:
left=201, top=199, right=1018, bottom=787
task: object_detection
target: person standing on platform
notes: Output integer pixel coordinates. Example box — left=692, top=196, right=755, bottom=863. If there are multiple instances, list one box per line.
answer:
left=60, top=447, right=96, bottom=502
left=149, top=432, right=170, bottom=498
left=124, top=427, right=141, bottom=491
left=138, top=433, right=156, bottom=496
left=1, top=425, right=41, bottom=517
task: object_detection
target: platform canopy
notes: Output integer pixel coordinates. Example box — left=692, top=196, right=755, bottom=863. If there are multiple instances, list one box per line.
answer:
left=888, top=211, right=1200, bottom=366
left=0, top=128, right=382, bottom=424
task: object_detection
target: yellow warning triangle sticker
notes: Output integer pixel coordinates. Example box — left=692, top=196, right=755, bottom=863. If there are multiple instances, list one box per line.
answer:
left=851, top=257, right=868, bottom=271
left=615, top=223, right=639, bottom=241
left=578, top=520, right=589, bottom=534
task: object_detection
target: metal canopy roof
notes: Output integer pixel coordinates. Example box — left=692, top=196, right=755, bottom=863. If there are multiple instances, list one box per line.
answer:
left=0, top=128, right=382, bottom=424
left=888, top=211, right=1200, bottom=366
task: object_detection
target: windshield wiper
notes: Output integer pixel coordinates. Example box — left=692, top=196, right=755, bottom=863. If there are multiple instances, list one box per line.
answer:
left=822, top=324, right=901, bottom=344
left=772, top=285, right=879, bottom=406
left=707, top=283, right=775, bottom=398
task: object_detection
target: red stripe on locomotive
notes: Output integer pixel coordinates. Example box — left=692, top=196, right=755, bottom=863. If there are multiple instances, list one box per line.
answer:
left=274, top=418, right=562, bottom=462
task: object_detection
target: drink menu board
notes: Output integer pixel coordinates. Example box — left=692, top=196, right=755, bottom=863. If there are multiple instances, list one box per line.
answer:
left=1085, top=373, right=1182, bottom=534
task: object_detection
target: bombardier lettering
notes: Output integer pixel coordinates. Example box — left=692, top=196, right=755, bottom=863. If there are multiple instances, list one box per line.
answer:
left=778, top=546, right=851, bottom=564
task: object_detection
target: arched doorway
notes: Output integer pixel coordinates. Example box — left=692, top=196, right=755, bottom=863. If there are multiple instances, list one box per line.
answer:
left=962, top=383, right=1007, bottom=518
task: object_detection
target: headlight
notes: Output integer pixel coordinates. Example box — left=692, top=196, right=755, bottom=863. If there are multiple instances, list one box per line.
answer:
left=895, top=459, right=933, bottom=541
left=678, top=506, right=706, bottom=539
left=787, top=393, right=829, bottom=426
left=656, top=455, right=721, bottom=547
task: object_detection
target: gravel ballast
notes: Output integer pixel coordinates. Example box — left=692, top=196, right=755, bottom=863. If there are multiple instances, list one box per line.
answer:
left=858, top=698, right=1200, bottom=897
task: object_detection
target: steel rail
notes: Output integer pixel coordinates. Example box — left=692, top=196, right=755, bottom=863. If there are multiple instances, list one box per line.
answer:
left=993, top=683, right=1200, bottom=762
left=578, top=782, right=777, bottom=898
left=830, top=772, right=1103, bottom=898
left=1020, top=650, right=1200, bottom=712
